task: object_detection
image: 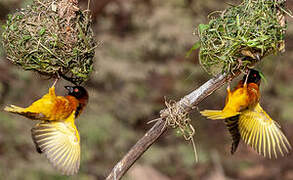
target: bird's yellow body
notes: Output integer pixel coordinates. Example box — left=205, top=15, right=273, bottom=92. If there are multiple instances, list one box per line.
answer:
left=4, top=85, right=88, bottom=175
left=4, top=86, right=79, bottom=121
left=200, top=82, right=260, bottom=119
left=200, top=69, right=291, bottom=158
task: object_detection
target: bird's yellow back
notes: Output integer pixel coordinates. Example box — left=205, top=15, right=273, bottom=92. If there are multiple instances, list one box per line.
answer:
left=4, top=84, right=88, bottom=175
left=224, top=86, right=248, bottom=113
left=5, top=86, right=79, bottom=121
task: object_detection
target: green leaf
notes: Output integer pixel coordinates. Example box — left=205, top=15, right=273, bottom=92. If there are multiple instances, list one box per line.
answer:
left=259, top=71, right=268, bottom=85
left=39, top=28, right=46, bottom=36
left=236, top=14, right=240, bottom=27
left=7, top=14, right=12, bottom=21
left=186, top=41, right=201, bottom=58
left=2, top=25, right=7, bottom=30
left=23, top=35, right=31, bottom=41
left=16, top=15, right=23, bottom=20
left=198, top=24, right=209, bottom=34
left=9, top=25, right=17, bottom=31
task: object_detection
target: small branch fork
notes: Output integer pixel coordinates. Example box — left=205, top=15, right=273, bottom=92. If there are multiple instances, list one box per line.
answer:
left=105, top=70, right=241, bottom=180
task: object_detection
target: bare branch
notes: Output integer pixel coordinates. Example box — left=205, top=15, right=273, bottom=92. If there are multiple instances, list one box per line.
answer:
left=106, top=71, right=241, bottom=180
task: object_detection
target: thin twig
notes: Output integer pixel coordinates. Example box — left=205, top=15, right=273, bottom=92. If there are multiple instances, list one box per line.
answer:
left=105, top=71, right=241, bottom=180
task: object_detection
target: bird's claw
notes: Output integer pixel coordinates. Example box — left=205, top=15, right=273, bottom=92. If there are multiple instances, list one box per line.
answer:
left=52, top=78, right=59, bottom=87
left=244, top=69, right=250, bottom=86
left=226, top=77, right=232, bottom=92
left=227, top=82, right=231, bottom=92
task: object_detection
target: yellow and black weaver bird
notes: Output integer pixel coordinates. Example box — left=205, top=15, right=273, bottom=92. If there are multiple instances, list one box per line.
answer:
left=200, top=69, right=291, bottom=158
left=4, top=84, right=88, bottom=175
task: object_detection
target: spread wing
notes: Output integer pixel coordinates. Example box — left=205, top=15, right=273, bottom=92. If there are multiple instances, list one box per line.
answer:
left=238, top=103, right=291, bottom=158
left=31, top=113, right=80, bottom=175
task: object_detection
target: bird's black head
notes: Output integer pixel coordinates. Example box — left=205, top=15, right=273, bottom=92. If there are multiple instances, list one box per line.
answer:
left=65, top=86, right=88, bottom=100
left=242, top=69, right=261, bottom=85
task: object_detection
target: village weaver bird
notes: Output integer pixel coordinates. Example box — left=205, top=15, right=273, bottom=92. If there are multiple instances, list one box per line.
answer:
left=4, top=84, right=88, bottom=175
left=200, top=69, right=291, bottom=158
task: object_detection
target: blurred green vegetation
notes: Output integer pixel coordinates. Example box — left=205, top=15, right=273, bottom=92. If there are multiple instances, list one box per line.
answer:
left=0, top=0, right=292, bottom=179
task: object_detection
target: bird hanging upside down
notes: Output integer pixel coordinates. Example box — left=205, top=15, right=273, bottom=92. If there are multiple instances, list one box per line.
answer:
left=200, top=69, right=291, bottom=158
left=4, top=84, right=88, bottom=175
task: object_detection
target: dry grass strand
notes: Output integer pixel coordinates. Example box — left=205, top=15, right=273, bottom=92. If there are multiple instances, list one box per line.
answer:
left=163, top=99, right=198, bottom=162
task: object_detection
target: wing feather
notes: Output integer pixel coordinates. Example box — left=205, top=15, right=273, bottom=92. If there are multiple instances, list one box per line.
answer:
left=253, top=118, right=260, bottom=151
left=31, top=116, right=80, bottom=175
left=238, top=103, right=291, bottom=158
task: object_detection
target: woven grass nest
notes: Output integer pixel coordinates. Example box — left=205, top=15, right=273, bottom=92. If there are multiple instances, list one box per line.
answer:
left=2, top=0, right=96, bottom=84
left=197, top=0, right=288, bottom=75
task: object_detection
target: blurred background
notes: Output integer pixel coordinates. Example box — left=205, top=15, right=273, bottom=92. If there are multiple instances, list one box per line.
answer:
left=0, top=0, right=292, bottom=179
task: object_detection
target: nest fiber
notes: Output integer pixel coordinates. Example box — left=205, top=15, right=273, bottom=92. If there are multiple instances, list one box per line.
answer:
left=2, top=0, right=96, bottom=84
left=198, top=0, right=287, bottom=75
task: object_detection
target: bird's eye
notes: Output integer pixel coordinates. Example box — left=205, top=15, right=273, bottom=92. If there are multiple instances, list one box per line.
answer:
left=74, top=88, right=79, bottom=93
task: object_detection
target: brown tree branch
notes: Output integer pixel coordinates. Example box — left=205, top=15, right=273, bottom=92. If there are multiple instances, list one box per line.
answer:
left=105, top=70, right=241, bottom=180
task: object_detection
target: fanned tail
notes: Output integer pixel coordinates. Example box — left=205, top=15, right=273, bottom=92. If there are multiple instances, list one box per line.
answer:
left=200, top=110, right=240, bottom=120
left=239, top=103, right=292, bottom=158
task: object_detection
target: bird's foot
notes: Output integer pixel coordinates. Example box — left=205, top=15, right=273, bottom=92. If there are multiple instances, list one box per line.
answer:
left=226, top=78, right=232, bottom=93
left=52, top=78, right=59, bottom=87
left=227, top=82, right=231, bottom=93
left=244, top=69, right=250, bottom=86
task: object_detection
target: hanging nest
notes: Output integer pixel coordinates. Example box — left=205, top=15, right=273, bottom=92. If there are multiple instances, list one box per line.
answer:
left=197, top=0, right=288, bottom=75
left=1, top=0, right=96, bottom=84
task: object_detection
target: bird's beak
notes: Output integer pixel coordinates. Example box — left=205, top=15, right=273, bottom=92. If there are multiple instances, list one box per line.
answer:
left=65, top=86, right=74, bottom=93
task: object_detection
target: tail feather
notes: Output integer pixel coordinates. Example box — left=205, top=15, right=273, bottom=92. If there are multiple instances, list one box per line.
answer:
left=200, top=110, right=240, bottom=120
left=225, top=115, right=241, bottom=154
left=4, top=105, right=26, bottom=113
left=4, top=105, right=45, bottom=120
